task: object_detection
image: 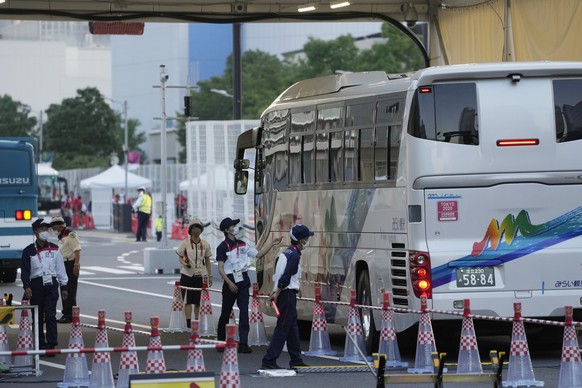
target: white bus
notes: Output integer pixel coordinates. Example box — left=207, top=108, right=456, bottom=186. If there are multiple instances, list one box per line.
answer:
left=234, top=62, right=582, bottom=352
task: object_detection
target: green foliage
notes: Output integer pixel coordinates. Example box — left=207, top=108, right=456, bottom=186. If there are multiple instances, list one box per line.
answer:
left=0, top=95, right=38, bottom=137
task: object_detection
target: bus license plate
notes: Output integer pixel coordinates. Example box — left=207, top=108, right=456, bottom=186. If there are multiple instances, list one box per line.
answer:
left=456, top=267, right=495, bottom=288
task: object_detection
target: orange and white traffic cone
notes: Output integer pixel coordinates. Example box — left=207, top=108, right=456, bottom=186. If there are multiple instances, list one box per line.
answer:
left=558, top=306, right=582, bottom=388
left=199, top=276, right=216, bottom=337
left=145, top=317, right=166, bottom=374
left=503, top=302, right=543, bottom=387
left=457, top=299, right=482, bottom=374
left=13, top=300, right=33, bottom=367
left=59, top=306, right=90, bottom=388
left=117, top=312, right=139, bottom=388
left=340, top=290, right=370, bottom=362
left=89, top=310, right=115, bottom=388
left=408, top=296, right=440, bottom=374
left=219, top=324, right=240, bottom=388
left=165, top=281, right=188, bottom=333
left=248, top=283, right=269, bottom=346
left=186, top=320, right=206, bottom=372
left=377, top=291, right=406, bottom=368
left=229, top=309, right=239, bottom=342
left=0, top=299, right=11, bottom=367
left=305, top=286, right=335, bottom=356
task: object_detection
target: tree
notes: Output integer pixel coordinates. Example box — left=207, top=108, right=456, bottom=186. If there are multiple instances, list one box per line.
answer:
left=44, top=87, right=123, bottom=169
left=116, top=117, right=146, bottom=160
left=0, top=95, right=37, bottom=137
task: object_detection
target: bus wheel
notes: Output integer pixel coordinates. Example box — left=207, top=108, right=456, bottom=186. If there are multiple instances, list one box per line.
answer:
left=357, top=270, right=379, bottom=354
left=1, top=269, right=17, bottom=283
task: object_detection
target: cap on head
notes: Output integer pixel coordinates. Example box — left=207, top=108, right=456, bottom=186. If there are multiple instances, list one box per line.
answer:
left=290, top=224, right=314, bottom=241
left=50, top=216, right=66, bottom=227
left=219, top=217, right=240, bottom=232
left=31, top=218, right=50, bottom=231
left=188, top=218, right=204, bottom=233
left=138, top=186, right=146, bottom=192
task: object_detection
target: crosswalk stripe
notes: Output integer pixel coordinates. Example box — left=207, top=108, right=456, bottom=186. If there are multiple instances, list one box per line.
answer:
left=82, top=266, right=136, bottom=275
left=118, top=265, right=145, bottom=272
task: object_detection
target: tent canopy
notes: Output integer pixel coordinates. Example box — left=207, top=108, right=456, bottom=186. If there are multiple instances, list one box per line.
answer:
left=80, top=165, right=152, bottom=190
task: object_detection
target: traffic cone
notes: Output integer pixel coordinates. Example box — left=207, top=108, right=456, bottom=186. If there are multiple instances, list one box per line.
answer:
left=58, top=306, right=90, bottom=388
left=248, top=283, right=269, bottom=346
left=558, top=306, right=582, bottom=388
left=503, top=302, right=543, bottom=387
left=165, top=281, right=188, bottom=333
left=340, top=289, right=370, bottom=362
left=117, top=312, right=139, bottom=388
left=0, top=299, right=11, bottom=367
left=89, top=310, right=115, bottom=388
left=229, top=309, right=239, bottom=342
left=456, top=299, right=482, bottom=374
left=13, top=300, right=33, bottom=367
left=305, top=286, right=336, bottom=356
left=408, top=296, right=439, bottom=374
left=199, top=276, right=216, bottom=337
left=145, top=317, right=166, bottom=374
left=377, top=291, right=407, bottom=368
left=186, top=320, right=206, bottom=372
left=219, top=324, right=240, bottom=388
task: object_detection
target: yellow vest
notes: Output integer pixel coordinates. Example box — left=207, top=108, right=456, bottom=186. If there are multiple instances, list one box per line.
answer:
left=139, top=193, right=152, bottom=214
left=155, top=217, right=163, bottom=232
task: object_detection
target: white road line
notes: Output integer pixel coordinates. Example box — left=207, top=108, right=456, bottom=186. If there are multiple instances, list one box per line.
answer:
left=118, top=265, right=145, bottom=271
left=78, top=270, right=96, bottom=275
left=39, top=360, right=65, bottom=370
left=82, top=266, right=136, bottom=275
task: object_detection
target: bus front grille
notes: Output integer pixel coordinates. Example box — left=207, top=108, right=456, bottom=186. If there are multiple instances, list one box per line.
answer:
left=390, top=251, right=409, bottom=307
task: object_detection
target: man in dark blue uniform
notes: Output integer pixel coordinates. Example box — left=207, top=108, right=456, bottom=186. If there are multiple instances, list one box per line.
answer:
left=21, top=219, right=68, bottom=351
left=261, top=224, right=313, bottom=369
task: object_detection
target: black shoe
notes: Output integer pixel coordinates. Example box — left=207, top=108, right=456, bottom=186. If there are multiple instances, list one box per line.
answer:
left=57, top=316, right=72, bottom=324
left=260, top=361, right=282, bottom=370
left=238, top=344, right=252, bottom=354
left=290, top=361, right=309, bottom=369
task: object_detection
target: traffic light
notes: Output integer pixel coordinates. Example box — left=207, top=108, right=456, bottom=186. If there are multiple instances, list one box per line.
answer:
left=184, top=96, right=191, bottom=117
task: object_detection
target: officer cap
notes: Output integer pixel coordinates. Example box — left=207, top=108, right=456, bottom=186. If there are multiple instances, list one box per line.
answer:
left=219, top=217, right=240, bottom=232
left=290, top=224, right=314, bottom=241
left=50, top=216, right=66, bottom=226
left=188, top=219, right=204, bottom=233
left=31, top=218, right=50, bottom=231
left=138, top=186, right=146, bottom=192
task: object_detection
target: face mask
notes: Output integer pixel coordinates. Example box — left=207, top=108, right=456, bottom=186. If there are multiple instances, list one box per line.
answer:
left=300, top=239, right=309, bottom=248
left=39, top=231, right=51, bottom=241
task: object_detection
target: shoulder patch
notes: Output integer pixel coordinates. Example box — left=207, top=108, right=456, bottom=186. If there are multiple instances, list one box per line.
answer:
left=69, top=232, right=78, bottom=239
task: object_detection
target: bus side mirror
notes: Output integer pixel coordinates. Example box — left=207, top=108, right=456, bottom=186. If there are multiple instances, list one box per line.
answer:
left=234, top=170, right=249, bottom=195
left=255, top=171, right=264, bottom=194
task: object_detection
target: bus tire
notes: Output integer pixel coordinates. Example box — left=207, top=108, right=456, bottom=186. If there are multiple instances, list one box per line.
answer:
left=357, top=270, right=379, bottom=354
left=1, top=268, right=17, bottom=283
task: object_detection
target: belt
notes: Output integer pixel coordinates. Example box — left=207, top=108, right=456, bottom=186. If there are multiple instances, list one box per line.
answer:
left=283, top=288, right=299, bottom=293
left=64, top=257, right=75, bottom=262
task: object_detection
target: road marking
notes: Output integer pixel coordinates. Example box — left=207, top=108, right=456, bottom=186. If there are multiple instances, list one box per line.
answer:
left=82, top=266, right=136, bottom=274
left=119, top=265, right=145, bottom=271
left=40, top=360, right=65, bottom=370
left=78, top=270, right=96, bottom=275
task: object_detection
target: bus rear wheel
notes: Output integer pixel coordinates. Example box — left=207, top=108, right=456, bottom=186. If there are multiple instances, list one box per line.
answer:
left=1, top=269, right=17, bottom=283
left=357, top=270, right=379, bottom=354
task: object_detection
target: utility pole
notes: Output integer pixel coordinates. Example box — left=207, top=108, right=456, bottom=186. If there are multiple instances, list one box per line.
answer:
left=123, top=100, right=128, bottom=205
left=159, top=65, right=169, bottom=248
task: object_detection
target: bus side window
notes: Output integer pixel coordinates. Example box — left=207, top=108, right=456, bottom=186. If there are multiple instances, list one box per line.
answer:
left=302, top=135, right=314, bottom=184
left=289, top=135, right=301, bottom=184
left=344, top=129, right=358, bottom=182
left=329, top=131, right=343, bottom=182
left=359, top=128, right=374, bottom=181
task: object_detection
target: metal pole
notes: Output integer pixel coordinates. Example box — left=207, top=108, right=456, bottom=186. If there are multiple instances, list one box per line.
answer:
left=39, top=110, right=43, bottom=153
left=123, top=100, right=128, bottom=202
left=232, top=23, right=242, bottom=120
left=160, top=65, right=168, bottom=248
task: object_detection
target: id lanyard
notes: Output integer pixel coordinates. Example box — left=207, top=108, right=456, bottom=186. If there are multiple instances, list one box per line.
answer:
left=36, top=245, right=53, bottom=286
left=189, top=239, right=203, bottom=267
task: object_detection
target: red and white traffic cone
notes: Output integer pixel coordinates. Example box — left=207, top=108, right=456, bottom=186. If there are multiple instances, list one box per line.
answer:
left=145, top=317, right=166, bottom=374
left=229, top=309, right=239, bottom=342
left=89, top=310, right=115, bottom=388
left=186, top=320, right=206, bottom=372
left=117, top=312, right=139, bottom=388
left=248, top=283, right=269, bottom=346
left=59, top=306, right=90, bottom=388
left=13, top=300, right=33, bottom=367
left=456, top=299, right=482, bottom=374
left=199, top=276, right=216, bottom=337
left=165, top=281, right=188, bottom=333
left=0, top=298, right=11, bottom=367
left=503, top=302, right=543, bottom=387
left=305, top=286, right=335, bottom=356
left=558, top=306, right=582, bottom=388
left=377, top=291, right=406, bottom=368
left=340, top=290, right=370, bottom=362
left=219, top=324, right=240, bottom=388
left=408, top=296, right=440, bottom=374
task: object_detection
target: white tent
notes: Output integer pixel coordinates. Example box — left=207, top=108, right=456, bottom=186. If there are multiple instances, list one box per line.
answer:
left=80, top=165, right=152, bottom=229
left=80, top=164, right=152, bottom=189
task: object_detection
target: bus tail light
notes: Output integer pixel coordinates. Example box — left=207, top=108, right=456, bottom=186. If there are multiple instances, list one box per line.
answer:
left=15, top=210, right=33, bottom=220
left=410, top=251, right=432, bottom=299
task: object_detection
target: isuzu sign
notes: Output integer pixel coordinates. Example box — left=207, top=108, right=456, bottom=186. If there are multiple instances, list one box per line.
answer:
left=0, top=177, right=30, bottom=185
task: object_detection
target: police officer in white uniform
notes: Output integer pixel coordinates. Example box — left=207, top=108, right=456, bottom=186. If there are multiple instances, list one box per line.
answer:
left=21, top=219, right=68, bottom=351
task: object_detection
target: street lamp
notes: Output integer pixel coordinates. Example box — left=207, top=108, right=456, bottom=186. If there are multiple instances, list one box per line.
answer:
left=104, top=97, right=129, bottom=200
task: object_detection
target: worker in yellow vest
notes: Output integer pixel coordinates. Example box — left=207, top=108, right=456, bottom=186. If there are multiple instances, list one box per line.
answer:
left=132, top=186, right=152, bottom=242
left=155, top=214, right=163, bottom=242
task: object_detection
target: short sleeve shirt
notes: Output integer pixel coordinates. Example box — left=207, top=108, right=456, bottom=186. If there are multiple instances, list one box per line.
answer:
left=58, top=229, right=81, bottom=260
left=216, top=238, right=258, bottom=275
left=176, top=238, right=212, bottom=277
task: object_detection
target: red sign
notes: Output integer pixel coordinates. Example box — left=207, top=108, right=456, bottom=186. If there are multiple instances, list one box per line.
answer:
left=438, top=201, right=458, bottom=221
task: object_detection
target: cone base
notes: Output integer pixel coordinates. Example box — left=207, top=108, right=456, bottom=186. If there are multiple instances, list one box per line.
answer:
left=501, top=379, right=544, bottom=387
left=162, top=328, right=189, bottom=333
left=58, top=378, right=91, bottom=388
left=305, top=349, right=337, bottom=356
left=117, top=367, right=139, bottom=388
left=385, top=360, right=408, bottom=368
left=339, top=355, right=372, bottom=363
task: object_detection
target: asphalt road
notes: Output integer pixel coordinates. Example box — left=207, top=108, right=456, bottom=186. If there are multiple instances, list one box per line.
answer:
left=0, top=229, right=571, bottom=387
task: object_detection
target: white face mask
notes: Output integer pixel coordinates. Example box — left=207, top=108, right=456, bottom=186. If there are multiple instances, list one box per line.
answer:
left=300, top=239, right=309, bottom=248
left=38, top=231, right=51, bottom=241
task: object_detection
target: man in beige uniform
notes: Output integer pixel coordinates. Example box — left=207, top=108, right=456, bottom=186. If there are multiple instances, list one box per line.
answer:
left=50, top=216, right=81, bottom=324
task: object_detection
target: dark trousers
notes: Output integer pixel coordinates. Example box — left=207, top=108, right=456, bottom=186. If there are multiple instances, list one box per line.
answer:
left=136, top=211, right=150, bottom=241
left=262, top=289, right=302, bottom=366
left=30, top=277, right=59, bottom=348
left=217, top=272, right=250, bottom=345
left=61, top=260, right=78, bottom=318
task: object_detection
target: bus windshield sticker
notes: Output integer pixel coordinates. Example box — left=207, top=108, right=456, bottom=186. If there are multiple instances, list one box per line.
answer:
left=437, top=201, right=458, bottom=221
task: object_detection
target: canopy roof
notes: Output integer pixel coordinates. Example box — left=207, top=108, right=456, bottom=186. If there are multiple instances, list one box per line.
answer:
left=80, top=164, right=152, bottom=190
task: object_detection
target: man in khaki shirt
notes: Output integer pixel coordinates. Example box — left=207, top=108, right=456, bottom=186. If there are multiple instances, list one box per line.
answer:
left=50, top=216, right=81, bottom=324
